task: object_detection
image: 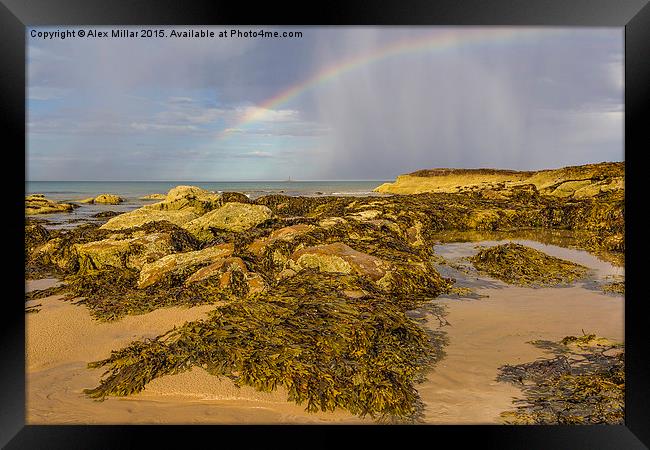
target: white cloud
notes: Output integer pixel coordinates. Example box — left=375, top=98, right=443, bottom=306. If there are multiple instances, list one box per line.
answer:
left=130, top=122, right=199, bottom=132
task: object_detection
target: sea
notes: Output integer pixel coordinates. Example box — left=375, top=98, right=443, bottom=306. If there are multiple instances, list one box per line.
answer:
left=26, top=180, right=390, bottom=228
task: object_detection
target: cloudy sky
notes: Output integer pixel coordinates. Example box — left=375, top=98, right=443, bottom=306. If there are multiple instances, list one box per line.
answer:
left=27, top=27, right=623, bottom=181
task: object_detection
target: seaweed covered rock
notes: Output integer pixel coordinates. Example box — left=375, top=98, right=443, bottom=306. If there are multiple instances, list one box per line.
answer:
left=83, top=272, right=447, bottom=422
left=25, top=194, right=75, bottom=215
left=498, top=335, right=624, bottom=424
left=183, top=202, right=273, bottom=240
left=185, top=256, right=266, bottom=296
left=221, top=192, right=251, bottom=204
left=25, top=222, right=50, bottom=256
left=27, top=224, right=109, bottom=275
left=470, top=243, right=588, bottom=286
left=137, top=243, right=234, bottom=288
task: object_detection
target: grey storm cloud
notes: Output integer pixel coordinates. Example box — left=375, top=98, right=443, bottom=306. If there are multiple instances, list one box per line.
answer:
left=27, top=26, right=623, bottom=181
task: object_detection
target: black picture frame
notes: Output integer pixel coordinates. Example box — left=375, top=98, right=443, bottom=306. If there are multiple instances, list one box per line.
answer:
left=3, top=0, right=649, bottom=448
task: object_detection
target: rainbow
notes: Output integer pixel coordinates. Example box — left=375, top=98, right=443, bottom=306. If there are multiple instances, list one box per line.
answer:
left=219, top=27, right=564, bottom=138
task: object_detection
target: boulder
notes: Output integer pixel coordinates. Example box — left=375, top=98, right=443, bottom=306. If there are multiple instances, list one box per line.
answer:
left=25, top=195, right=75, bottom=215
left=74, top=232, right=175, bottom=271
left=183, top=202, right=273, bottom=241
left=94, top=194, right=124, bottom=204
left=144, top=185, right=222, bottom=214
left=78, top=193, right=124, bottom=204
left=137, top=243, right=234, bottom=288
left=290, top=242, right=390, bottom=281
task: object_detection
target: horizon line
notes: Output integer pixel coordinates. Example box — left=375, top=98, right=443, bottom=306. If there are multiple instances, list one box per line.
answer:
left=26, top=179, right=393, bottom=183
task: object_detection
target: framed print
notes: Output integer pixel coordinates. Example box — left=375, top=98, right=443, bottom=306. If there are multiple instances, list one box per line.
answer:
left=3, top=0, right=649, bottom=448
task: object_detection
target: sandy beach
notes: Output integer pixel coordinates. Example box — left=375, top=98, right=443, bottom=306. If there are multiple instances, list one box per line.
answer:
left=26, top=239, right=623, bottom=425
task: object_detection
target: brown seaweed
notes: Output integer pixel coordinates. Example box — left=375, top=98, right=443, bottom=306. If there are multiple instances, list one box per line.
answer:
left=470, top=243, right=589, bottom=286
left=497, top=335, right=624, bottom=424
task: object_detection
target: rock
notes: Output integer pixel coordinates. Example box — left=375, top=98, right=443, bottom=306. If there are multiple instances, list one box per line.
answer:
left=185, top=256, right=265, bottom=295
left=247, top=224, right=314, bottom=256
left=75, top=232, right=175, bottom=271
left=97, top=186, right=228, bottom=231
left=94, top=194, right=124, bottom=204
left=137, top=243, right=234, bottom=288
left=100, top=209, right=199, bottom=231
left=183, top=202, right=273, bottom=240
left=145, top=185, right=222, bottom=214
left=100, top=186, right=222, bottom=231
left=77, top=193, right=124, bottom=204
left=25, top=195, right=75, bottom=215
left=290, top=242, right=391, bottom=281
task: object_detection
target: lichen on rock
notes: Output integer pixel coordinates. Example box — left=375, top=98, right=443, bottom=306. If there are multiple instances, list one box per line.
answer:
left=183, top=202, right=273, bottom=240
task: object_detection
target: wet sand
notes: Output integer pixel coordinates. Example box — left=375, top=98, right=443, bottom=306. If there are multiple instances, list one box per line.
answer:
left=26, top=283, right=365, bottom=424
left=26, top=240, right=624, bottom=424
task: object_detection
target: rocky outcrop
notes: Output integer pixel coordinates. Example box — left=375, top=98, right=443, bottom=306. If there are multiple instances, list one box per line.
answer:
left=100, top=186, right=222, bottom=231
left=146, top=185, right=222, bottom=214
left=374, top=162, right=624, bottom=199
left=25, top=194, right=75, bottom=215
left=137, top=243, right=234, bottom=288
left=183, top=202, right=273, bottom=240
